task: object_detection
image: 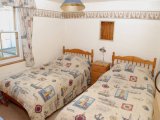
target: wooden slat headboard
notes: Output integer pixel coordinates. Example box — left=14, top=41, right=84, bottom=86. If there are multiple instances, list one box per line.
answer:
left=112, top=52, right=157, bottom=77
left=63, top=46, right=94, bottom=63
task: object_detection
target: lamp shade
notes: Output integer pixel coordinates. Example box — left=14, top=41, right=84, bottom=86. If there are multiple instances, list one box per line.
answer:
left=99, top=47, right=106, bottom=53
left=61, top=0, right=85, bottom=12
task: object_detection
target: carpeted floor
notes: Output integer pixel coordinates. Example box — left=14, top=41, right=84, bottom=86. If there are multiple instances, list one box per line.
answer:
left=0, top=102, right=59, bottom=120
left=0, top=102, right=30, bottom=120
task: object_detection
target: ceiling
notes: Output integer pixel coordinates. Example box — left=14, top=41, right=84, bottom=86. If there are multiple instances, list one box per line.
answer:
left=52, top=0, right=160, bottom=3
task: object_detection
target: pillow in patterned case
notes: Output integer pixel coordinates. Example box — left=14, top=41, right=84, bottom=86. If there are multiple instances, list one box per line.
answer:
left=111, top=63, right=127, bottom=72
left=112, top=64, right=122, bottom=72
left=63, top=54, right=90, bottom=68
left=125, top=64, right=136, bottom=73
left=135, top=66, right=153, bottom=79
left=54, top=56, right=63, bottom=66
left=64, top=54, right=74, bottom=61
left=55, top=55, right=74, bottom=66
left=112, top=63, right=153, bottom=79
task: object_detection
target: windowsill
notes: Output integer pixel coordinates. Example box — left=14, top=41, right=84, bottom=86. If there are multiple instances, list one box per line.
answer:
left=0, top=55, right=19, bottom=61
left=0, top=59, right=24, bottom=67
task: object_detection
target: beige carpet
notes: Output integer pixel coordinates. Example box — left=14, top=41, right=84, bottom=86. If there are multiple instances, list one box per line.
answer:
left=0, top=102, right=59, bottom=120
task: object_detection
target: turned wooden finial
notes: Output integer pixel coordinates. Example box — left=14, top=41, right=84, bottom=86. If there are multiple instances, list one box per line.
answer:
left=63, top=46, right=65, bottom=54
left=91, top=49, right=94, bottom=63
left=112, top=52, right=115, bottom=66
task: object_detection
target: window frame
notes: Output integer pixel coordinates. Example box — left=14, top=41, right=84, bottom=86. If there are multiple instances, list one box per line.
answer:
left=0, top=6, right=24, bottom=66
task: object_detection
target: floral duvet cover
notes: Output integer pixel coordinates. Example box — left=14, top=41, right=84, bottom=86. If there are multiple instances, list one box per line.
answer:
left=0, top=54, right=91, bottom=120
left=53, top=63, right=155, bottom=120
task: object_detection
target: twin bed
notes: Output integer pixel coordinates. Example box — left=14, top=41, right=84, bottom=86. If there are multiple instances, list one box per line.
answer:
left=0, top=47, right=93, bottom=120
left=0, top=47, right=157, bottom=120
left=53, top=52, right=157, bottom=120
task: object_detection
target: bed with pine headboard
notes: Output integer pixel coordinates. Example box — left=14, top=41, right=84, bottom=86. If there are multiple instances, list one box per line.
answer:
left=0, top=46, right=94, bottom=120
left=52, top=52, right=157, bottom=120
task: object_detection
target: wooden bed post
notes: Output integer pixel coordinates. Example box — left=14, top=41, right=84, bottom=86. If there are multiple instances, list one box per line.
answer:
left=91, top=49, right=94, bottom=63
left=152, top=58, right=157, bottom=77
left=63, top=46, right=65, bottom=54
left=112, top=52, right=115, bottom=66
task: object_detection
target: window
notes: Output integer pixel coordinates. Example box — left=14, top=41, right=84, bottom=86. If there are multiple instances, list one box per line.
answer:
left=100, top=21, right=114, bottom=40
left=0, top=32, right=19, bottom=60
left=0, top=6, right=23, bottom=65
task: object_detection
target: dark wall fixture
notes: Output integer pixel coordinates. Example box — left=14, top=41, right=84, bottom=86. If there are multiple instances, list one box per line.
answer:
left=155, top=71, right=160, bottom=93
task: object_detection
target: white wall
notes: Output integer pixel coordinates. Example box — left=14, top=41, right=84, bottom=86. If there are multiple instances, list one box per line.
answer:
left=32, top=17, right=64, bottom=66
left=83, top=1, right=160, bottom=11
left=35, top=0, right=60, bottom=11
left=63, top=19, right=160, bottom=63
left=32, top=0, right=63, bottom=66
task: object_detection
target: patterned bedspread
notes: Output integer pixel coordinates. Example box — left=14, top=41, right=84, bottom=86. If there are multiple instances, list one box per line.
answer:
left=53, top=63, right=155, bottom=120
left=0, top=54, right=91, bottom=120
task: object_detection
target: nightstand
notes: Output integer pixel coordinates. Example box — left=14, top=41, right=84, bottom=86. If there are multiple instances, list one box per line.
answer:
left=91, top=60, right=110, bottom=85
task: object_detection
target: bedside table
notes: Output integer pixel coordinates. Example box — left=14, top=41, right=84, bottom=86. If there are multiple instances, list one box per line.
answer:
left=91, top=60, right=110, bottom=85
left=153, top=91, right=160, bottom=120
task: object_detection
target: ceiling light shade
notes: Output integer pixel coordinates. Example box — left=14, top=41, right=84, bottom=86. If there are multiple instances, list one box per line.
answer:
left=61, top=0, right=85, bottom=12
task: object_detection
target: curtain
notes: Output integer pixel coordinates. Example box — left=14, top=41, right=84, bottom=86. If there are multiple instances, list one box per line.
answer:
left=17, top=8, right=35, bottom=67
left=1, top=0, right=36, bottom=67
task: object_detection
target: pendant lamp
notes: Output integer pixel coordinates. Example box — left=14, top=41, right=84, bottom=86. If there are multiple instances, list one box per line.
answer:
left=61, top=0, right=85, bottom=12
